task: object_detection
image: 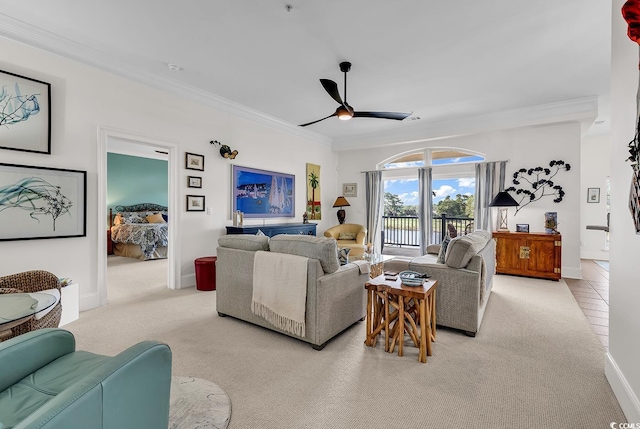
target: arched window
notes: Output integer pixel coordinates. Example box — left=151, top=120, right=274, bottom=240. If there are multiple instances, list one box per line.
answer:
left=378, top=148, right=485, bottom=254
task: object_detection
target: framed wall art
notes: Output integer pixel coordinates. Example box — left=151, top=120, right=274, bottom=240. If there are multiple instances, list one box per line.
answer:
left=343, top=183, right=357, bottom=197
left=306, top=163, right=321, bottom=220
left=187, top=176, right=202, bottom=188
left=587, top=187, right=600, bottom=203
left=185, top=152, right=204, bottom=171
left=516, top=224, right=530, bottom=233
left=0, top=163, right=86, bottom=241
left=232, top=165, right=294, bottom=218
left=0, top=69, right=51, bottom=154
left=186, top=195, right=205, bottom=211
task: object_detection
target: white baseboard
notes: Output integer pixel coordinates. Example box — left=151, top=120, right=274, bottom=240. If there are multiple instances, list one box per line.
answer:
left=606, top=352, right=640, bottom=423
left=80, top=292, right=101, bottom=312
left=181, top=273, right=196, bottom=289
left=561, top=266, right=582, bottom=279
left=581, top=250, right=610, bottom=261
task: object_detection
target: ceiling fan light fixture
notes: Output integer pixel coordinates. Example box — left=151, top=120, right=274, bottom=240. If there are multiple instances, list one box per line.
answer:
left=337, top=106, right=353, bottom=121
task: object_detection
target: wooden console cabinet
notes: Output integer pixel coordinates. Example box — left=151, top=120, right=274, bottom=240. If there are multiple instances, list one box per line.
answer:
left=493, top=231, right=561, bottom=280
left=225, top=223, right=316, bottom=237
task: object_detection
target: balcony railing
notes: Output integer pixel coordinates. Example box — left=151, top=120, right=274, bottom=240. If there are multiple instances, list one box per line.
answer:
left=382, top=213, right=474, bottom=248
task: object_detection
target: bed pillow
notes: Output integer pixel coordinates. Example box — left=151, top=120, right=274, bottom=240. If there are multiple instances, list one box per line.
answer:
left=118, top=212, right=147, bottom=224
left=146, top=213, right=165, bottom=223
left=113, top=214, right=124, bottom=225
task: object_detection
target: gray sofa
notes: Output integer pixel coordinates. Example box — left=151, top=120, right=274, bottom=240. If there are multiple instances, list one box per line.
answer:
left=386, top=230, right=495, bottom=337
left=216, top=234, right=370, bottom=350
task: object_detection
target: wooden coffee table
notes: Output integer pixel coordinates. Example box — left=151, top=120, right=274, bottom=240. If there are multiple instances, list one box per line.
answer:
left=364, top=275, right=437, bottom=363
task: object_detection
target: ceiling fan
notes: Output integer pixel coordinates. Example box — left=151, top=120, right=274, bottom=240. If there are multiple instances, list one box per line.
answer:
left=299, top=61, right=411, bottom=127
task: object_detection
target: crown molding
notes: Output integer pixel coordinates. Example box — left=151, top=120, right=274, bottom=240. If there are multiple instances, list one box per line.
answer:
left=332, top=97, right=599, bottom=151
left=0, top=14, right=332, bottom=146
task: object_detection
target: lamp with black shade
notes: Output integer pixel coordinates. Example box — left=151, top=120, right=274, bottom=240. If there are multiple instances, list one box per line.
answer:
left=333, top=196, right=351, bottom=224
left=489, top=191, right=519, bottom=232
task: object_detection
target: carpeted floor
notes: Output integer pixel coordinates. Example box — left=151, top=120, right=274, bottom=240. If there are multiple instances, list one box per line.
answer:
left=68, top=267, right=626, bottom=428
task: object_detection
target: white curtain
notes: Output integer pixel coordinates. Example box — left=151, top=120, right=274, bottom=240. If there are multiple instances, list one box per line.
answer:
left=365, top=171, right=384, bottom=254
left=418, top=167, right=433, bottom=255
left=474, top=161, right=507, bottom=231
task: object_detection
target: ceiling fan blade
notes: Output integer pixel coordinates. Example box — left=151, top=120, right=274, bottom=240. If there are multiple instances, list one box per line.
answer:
left=299, top=112, right=336, bottom=127
left=353, top=111, right=412, bottom=120
left=320, top=79, right=344, bottom=105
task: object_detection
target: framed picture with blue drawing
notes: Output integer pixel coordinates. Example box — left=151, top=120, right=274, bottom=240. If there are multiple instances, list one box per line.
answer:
left=231, top=165, right=295, bottom=218
left=0, top=163, right=87, bottom=241
left=0, top=69, right=51, bottom=154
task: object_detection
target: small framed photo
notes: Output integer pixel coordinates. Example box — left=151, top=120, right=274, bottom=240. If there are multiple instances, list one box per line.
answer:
left=187, top=176, right=202, bottom=188
left=186, top=195, right=205, bottom=211
left=185, top=152, right=204, bottom=171
left=343, top=183, right=357, bottom=198
left=516, top=224, right=530, bottom=233
left=587, top=187, right=600, bottom=203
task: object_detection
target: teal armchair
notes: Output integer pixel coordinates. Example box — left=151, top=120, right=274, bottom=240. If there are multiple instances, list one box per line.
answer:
left=0, top=329, right=172, bottom=429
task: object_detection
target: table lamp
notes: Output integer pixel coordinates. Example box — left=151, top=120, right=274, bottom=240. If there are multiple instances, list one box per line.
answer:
left=489, top=191, right=519, bottom=231
left=332, top=196, right=351, bottom=224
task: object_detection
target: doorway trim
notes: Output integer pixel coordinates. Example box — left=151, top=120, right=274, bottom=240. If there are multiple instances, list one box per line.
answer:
left=97, top=127, right=180, bottom=307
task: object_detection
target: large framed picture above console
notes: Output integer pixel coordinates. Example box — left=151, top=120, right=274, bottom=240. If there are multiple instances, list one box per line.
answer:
left=232, top=165, right=294, bottom=218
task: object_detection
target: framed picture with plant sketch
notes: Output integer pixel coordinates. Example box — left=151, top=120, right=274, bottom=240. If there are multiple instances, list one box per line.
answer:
left=186, top=195, right=205, bottom=211
left=187, top=176, right=202, bottom=188
left=0, top=163, right=86, bottom=241
left=0, top=69, right=51, bottom=154
left=185, top=152, right=204, bottom=171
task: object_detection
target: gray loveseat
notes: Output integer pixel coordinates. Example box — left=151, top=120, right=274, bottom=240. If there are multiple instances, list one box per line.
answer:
left=216, top=234, right=369, bottom=350
left=386, top=230, right=495, bottom=337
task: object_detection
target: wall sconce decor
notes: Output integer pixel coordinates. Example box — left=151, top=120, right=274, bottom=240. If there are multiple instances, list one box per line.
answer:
left=210, top=140, right=238, bottom=160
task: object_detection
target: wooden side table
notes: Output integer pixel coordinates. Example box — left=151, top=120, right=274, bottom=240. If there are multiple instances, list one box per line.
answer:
left=364, top=275, right=438, bottom=363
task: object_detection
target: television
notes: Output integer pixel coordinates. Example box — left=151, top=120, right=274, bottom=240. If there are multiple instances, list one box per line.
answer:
left=231, top=165, right=295, bottom=218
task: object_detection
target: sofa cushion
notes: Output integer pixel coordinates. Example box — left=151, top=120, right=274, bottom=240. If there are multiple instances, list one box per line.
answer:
left=445, top=230, right=492, bottom=268
left=436, top=236, right=451, bottom=264
left=270, top=235, right=340, bottom=274
left=218, top=234, right=270, bottom=251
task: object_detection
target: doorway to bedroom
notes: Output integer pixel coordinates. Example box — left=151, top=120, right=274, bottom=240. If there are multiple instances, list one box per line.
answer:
left=105, top=137, right=172, bottom=303
left=98, top=128, right=179, bottom=305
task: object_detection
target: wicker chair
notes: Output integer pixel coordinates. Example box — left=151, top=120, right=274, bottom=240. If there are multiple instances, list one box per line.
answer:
left=0, top=270, right=62, bottom=339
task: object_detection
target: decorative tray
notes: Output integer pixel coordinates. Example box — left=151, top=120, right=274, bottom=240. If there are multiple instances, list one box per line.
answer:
left=398, top=270, right=429, bottom=287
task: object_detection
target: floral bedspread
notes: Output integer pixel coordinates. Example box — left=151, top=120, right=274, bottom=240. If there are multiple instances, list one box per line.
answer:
left=111, top=223, right=168, bottom=259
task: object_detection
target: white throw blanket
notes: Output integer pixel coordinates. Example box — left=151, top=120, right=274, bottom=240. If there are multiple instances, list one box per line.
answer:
left=251, top=251, right=308, bottom=337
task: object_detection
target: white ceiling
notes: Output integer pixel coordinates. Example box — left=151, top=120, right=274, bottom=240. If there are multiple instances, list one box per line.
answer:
left=0, top=0, right=611, bottom=146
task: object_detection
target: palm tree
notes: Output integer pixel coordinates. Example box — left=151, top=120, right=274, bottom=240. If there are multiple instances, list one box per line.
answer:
left=308, top=171, right=319, bottom=219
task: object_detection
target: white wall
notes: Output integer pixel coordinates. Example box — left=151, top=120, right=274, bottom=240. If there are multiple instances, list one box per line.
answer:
left=0, top=38, right=337, bottom=311
left=580, top=134, right=611, bottom=260
left=606, top=0, right=640, bottom=421
left=336, top=122, right=583, bottom=277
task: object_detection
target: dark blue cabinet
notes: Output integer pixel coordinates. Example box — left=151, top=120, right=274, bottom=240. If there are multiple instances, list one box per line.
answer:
left=225, top=223, right=316, bottom=237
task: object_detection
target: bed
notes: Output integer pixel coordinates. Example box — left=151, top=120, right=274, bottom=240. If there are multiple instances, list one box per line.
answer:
left=109, top=203, right=168, bottom=260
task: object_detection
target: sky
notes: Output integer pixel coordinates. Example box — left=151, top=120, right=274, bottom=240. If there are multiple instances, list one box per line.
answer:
left=384, top=177, right=476, bottom=206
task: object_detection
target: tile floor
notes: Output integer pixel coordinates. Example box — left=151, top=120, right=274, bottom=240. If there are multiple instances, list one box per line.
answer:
left=564, top=259, right=609, bottom=349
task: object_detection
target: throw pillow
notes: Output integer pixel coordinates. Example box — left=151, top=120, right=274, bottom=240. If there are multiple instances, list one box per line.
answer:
left=338, top=247, right=351, bottom=265
left=146, top=213, right=165, bottom=223
left=436, top=236, right=451, bottom=264
left=338, top=232, right=356, bottom=240
left=161, top=213, right=168, bottom=222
